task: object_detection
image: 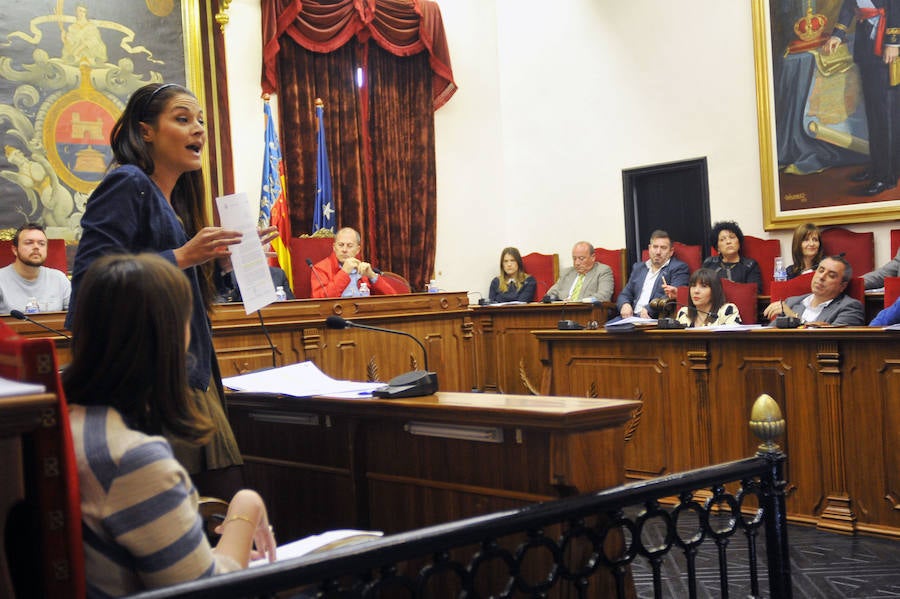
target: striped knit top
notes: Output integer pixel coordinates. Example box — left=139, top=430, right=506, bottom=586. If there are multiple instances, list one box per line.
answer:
left=69, top=405, right=240, bottom=597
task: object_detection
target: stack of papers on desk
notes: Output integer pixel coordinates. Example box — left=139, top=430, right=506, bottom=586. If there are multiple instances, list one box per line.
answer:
left=604, top=316, right=657, bottom=332
left=0, top=376, right=46, bottom=397
left=222, top=362, right=387, bottom=397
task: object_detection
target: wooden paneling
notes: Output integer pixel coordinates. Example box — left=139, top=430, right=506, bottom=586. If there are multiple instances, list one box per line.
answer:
left=226, top=392, right=639, bottom=543
left=472, top=302, right=610, bottom=394
left=535, top=328, right=900, bottom=539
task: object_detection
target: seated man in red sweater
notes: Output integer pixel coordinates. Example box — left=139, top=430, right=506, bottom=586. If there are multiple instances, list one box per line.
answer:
left=311, top=227, right=397, bottom=298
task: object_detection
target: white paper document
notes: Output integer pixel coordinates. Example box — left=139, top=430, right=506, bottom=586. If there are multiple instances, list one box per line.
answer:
left=0, top=376, right=46, bottom=397
left=215, top=192, right=276, bottom=314
left=222, top=361, right=387, bottom=397
left=250, top=529, right=383, bottom=567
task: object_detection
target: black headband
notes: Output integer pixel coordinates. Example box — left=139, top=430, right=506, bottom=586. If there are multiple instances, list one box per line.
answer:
left=140, top=83, right=179, bottom=121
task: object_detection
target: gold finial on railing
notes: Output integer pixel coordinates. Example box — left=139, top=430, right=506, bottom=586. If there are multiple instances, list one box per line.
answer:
left=749, top=393, right=785, bottom=454
left=315, top=98, right=324, bottom=108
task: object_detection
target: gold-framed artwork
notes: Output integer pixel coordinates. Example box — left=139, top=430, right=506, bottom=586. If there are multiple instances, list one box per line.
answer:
left=0, top=0, right=224, bottom=241
left=753, top=0, right=900, bottom=230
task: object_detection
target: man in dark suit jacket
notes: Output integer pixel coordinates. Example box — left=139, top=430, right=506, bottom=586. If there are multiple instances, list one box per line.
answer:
left=762, top=255, right=864, bottom=326
left=215, top=266, right=294, bottom=303
left=617, top=230, right=690, bottom=318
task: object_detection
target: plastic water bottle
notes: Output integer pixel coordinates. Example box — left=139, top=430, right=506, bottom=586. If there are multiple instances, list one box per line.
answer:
left=358, top=280, right=370, bottom=297
left=427, top=279, right=439, bottom=293
left=773, top=257, right=787, bottom=282
left=275, top=286, right=287, bottom=301
left=25, top=297, right=39, bottom=314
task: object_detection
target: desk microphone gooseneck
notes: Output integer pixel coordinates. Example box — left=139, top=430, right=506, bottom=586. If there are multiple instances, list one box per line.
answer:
left=325, top=315, right=438, bottom=398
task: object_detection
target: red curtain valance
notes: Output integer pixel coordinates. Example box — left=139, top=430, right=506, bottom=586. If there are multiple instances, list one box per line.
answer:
left=262, top=0, right=457, bottom=109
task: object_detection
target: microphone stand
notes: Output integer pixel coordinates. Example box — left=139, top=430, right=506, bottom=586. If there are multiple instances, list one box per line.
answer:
left=325, top=315, right=438, bottom=398
left=306, top=258, right=328, bottom=297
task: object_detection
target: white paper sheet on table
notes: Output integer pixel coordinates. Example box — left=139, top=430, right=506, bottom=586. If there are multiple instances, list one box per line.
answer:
left=222, top=361, right=386, bottom=398
left=215, top=192, right=276, bottom=314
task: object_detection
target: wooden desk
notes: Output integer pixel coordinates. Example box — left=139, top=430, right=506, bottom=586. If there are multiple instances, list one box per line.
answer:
left=3, top=292, right=476, bottom=391
left=226, top=391, right=640, bottom=542
left=535, top=327, right=900, bottom=539
left=472, top=301, right=611, bottom=394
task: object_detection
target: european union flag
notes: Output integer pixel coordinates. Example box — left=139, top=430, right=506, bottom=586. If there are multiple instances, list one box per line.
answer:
left=314, top=100, right=334, bottom=233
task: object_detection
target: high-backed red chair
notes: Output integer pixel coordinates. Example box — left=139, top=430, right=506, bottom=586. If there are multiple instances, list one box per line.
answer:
left=721, top=279, right=759, bottom=324
left=522, top=252, right=559, bottom=301
left=885, top=276, right=900, bottom=309
left=769, top=272, right=815, bottom=303
left=892, top=229, right=900, bottom=258
left=0, top=321, right=84, bottom=599
left=742, top=235, right=781, bottom=296
left=288, top=235, right=335, bottom=299
left=820, top=227, right=874, bottom=277
left=642, top=242, right=702, bottom=273
left=0, top=239, right=68, bottom=275
left=845, top=276, right=865, bottom=305
left=379, top=271, right=412, bottom=294
left=593, top=247, right=627, bottom=299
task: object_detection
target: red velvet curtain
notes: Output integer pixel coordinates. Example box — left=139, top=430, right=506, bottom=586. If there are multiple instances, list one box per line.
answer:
left=261, top=0, right=455, bottom=291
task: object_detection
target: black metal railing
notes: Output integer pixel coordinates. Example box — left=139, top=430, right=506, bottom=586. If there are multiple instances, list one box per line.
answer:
left=131, top=450, right=791, bottom=599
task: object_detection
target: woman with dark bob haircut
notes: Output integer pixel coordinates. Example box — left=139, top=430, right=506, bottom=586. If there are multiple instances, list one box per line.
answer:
left=701, top=220, right=762, bottom=293
left=488, top=246, right=537, bottom=302
left=675, top=267, right=742, bottom=327
left=64, top=253, right=275, bottom=596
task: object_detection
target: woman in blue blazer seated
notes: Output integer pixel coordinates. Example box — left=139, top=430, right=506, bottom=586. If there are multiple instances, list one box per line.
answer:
left=488, top=247, right=536, bottom=303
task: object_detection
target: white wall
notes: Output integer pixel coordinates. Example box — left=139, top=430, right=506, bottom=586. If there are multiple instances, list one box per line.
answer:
left=224, top=0, right=897, bottom=297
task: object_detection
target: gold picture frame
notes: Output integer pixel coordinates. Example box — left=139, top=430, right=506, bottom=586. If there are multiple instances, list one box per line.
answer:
left=753, top=0, right=900, bottom=230
left=0, top=0, right=226, bottom=238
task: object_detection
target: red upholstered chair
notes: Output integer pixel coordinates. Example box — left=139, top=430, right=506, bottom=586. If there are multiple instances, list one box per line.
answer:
left=288, top=235, right=335, bottom=299
left=721, top=279, right=758, bottom=324
left=379, top=271, right=412, bottom=294
left=642, top=242, right=702, bottom=273
left=522, top=252, right=559, bottom=301
left=769, top=272, right=814, bottom=303
left=820, top=227, right=874, bottom=277
left=892, top=229, right=900, bottom=258
left=845, top=276, right=865, bottom=305
left=0, top=321, right=85, bottom=599
left=742, top=235, right=782, bottom=296
left=676, top=285, right=689, bottom=311
left=0, top=238, right=69, bottom=274
left=593, top=247, right=627, bottom=299
left=885, top=276, right=900, bottom=309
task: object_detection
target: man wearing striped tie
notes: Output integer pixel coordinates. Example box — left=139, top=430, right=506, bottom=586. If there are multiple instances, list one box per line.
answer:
left=543, top=241, right=614, bottom=302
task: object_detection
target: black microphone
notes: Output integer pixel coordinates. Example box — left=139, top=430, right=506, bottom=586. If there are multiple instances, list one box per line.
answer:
left=325, top=315, right=437, bottom=398
left=10, top=309, right=71, bottom=340
left=557, top=300, right=584, bottom=330
left=306, top=258, right=328, bottom=297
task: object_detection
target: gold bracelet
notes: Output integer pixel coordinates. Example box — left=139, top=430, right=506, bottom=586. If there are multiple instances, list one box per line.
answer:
left=224, top=514, right=255, bottom=527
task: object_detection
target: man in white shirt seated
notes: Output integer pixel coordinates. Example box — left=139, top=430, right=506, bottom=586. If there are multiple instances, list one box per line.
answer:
left=0, top=222, right=70, bottom=314
left=762, top=255, right=864, bottom=326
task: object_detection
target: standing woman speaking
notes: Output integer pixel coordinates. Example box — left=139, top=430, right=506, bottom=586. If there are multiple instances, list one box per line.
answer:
left=66, top=82, right=273, bottom=497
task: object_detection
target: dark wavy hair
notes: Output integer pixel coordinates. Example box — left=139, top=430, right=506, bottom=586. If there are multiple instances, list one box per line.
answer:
left=686, top=267, right=727, bottom=324
left=62, top=253, right=214, bottom=443
left=497, top=247, right=528, bottom=292
left=108, top=82, right=215, bottom=311
left=709, top=220, right=745, bottom=254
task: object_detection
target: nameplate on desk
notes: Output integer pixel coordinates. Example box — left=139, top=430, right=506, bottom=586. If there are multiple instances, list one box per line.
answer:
left=404, top=421, right=503, bottom=443
left=250, top=410, right=320, bottom=427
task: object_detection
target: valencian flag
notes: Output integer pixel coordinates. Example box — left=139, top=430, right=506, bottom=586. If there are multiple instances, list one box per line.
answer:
left=314, top=99, right=335, bottom=233
left=260, top=99, right=293, bottom=290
